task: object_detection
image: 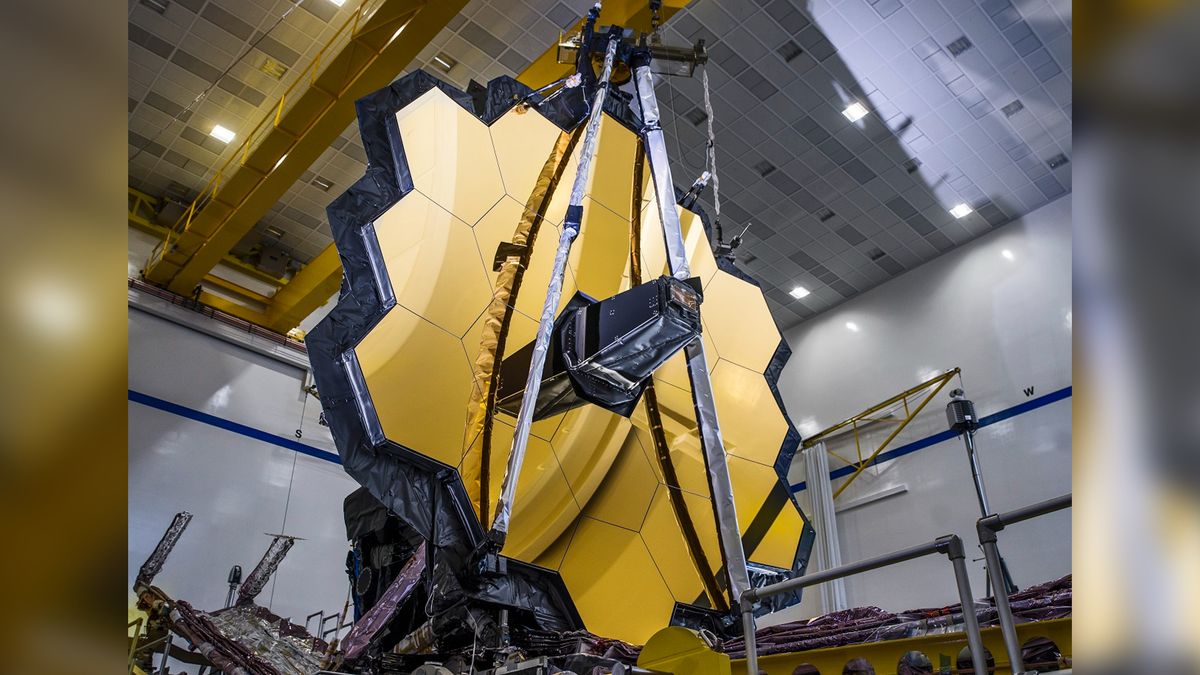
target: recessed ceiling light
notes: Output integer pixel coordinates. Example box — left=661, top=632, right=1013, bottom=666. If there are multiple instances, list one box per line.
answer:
left=265, top=225, right=284, bottom=239
left=140, top=0, right=170, bottom=14
left=752, top=160, right=776, bottom=177
left=1001, top=249, right=1015, bottom=261
left=1047, top=153, right=1070, bottom=169
left=311, top=175, right=334, bottom=191
left=777, top=40, right=804, bottom=63
left=946, top=36, right=973, bottom=56
left=684, top=107, right=708, bottom=126
left=845, top=321, right=860, bottom=332
left=949, top=203, right=973, bottom=218
left=789, top=286, right=810, bottom=299
left=431, top=53, right=457, bottom=73
left=259, top=56, right=288, bottom=80
left=842, top=102, right=868, bottom=122
left=328, top=0, right=346, bottom=6
left=210, top=124, right=236, bottom=144
left=274, top=153, right=287, bottom=171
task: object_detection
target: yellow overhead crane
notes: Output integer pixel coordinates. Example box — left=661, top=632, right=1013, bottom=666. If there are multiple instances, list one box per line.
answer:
left=142, top=0, right=469, bottom=328
left=138, top=0, right=688, bottom=336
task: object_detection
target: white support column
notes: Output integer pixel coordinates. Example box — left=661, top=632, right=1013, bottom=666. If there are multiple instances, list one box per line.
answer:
left=804, top=442, right=848, bottom=613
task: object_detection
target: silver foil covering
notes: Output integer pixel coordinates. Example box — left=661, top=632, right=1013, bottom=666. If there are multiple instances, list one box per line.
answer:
left=136, top=511, right=193, bottom=587
left=237, top=535, right=297, bottom=605
left=492, top=35, right=621, bottom=538
left=207, top=604, right=327, bottom=674
left=341, top=541, right=426, bottom=659
left=633, top=63, right=752, bottom=603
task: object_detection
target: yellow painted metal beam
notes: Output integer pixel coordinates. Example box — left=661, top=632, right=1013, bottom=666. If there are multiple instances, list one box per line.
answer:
left=130, top=188, right=289, bottom=299
left=263, top=244, right=343, bottom=332
left=203, top=274, right=274, bottom=306
left=801, top=368, right=961, bottom=448
left=254, top=1, right=695, bottom=333
left=796, top=369, right=961, bottom=500
left=830, top=372, right=953, bottom=499
left=139, top=1, right=694, bottom=334
left=143, top=0, right=468, bottom=296
left=516, top=0, right=689, bottom=89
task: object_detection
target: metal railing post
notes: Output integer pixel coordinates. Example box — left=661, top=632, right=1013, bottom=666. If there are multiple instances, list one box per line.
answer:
left=944, top=535, right=989, bottom=675
left=741, top=595, right=759, bottom=675
left=739, top=534, right=986, bottom=675
left=979, top=524, right=1022, bottom=672
left=976, top=493, right=1072, bottom=675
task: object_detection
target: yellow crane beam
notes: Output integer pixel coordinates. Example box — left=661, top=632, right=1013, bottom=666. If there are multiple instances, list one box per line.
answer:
left=143, top=0, right=468, bottom=296
left=135, top=0, right=692, bottom=335
left=253, top=0, right=692, bottom=333
left=130, top=188, right=284, bottom=306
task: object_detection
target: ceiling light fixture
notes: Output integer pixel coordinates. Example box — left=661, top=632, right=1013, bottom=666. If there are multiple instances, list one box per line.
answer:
left=140, top=0, right=170, bottom=14
left=789, top=286, right=810, bottom=299
left=431, top=53, right=457, bottom=73
left=210, top=124, right=236, bottom=144
left=259, top=57, right=288, bottom=80
left=845, top=321, right=860, bottom=332
left=328, top=0, right=346, bottom=6
left=949, top=203, right=973, bottom=218
left=842, top=101, right=869, bottom=122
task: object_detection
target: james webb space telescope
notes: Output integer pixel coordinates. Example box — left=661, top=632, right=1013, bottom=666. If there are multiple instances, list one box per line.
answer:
left=134, top=3, right=814, bottom=670
left=306, top=0, right=814, bottom=653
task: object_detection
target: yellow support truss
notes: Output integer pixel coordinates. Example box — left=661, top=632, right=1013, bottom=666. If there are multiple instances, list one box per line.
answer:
left=802, top=368, right=960, bottom=499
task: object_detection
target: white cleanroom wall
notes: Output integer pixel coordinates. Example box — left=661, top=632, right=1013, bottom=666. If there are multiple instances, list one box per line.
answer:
left=770, top=195, right=1071, bottom=623
left=128, top=306, right=358, bottom=627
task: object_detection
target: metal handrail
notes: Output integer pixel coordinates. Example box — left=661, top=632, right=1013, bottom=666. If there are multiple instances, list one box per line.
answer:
left=127, top=617, right=144, bottom=674
left=978, top=493, right=1072, bottom=674
left=739, top=534, right=988, bottom=675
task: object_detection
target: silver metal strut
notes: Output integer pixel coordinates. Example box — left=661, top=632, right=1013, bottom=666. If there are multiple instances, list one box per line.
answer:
left=632, top=62, right=752, bottom=603
left=490, top=33, right=621, bottom=540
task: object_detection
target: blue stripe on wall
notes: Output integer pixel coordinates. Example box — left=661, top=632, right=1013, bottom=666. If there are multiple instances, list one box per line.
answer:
left=128, top=389, right=342, bottom=465
left=790, top=386, right=1071, bottom=493
left=129, top=384, right=1071, bottom=486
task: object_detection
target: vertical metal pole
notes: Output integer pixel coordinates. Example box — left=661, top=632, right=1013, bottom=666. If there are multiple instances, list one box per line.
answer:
left=962, top=430, right=992, bottom=518
left=158, top=629, right=173, bottom=674
left=741, top=597, right=759, bottom=675
left=632, top=56, right=752, bottom=604
left=490, top=32, right=621, bottom=541
left=981, top=529, right=1025, bottom=673
left=948, top=544, right=989, bottom=675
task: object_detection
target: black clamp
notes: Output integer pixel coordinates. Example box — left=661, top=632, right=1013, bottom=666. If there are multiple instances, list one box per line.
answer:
left=493, top=241, right=528, bottom=271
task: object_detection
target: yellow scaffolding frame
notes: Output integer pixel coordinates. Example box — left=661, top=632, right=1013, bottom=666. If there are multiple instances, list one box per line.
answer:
left=802, top=368, right=960, bottom=499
